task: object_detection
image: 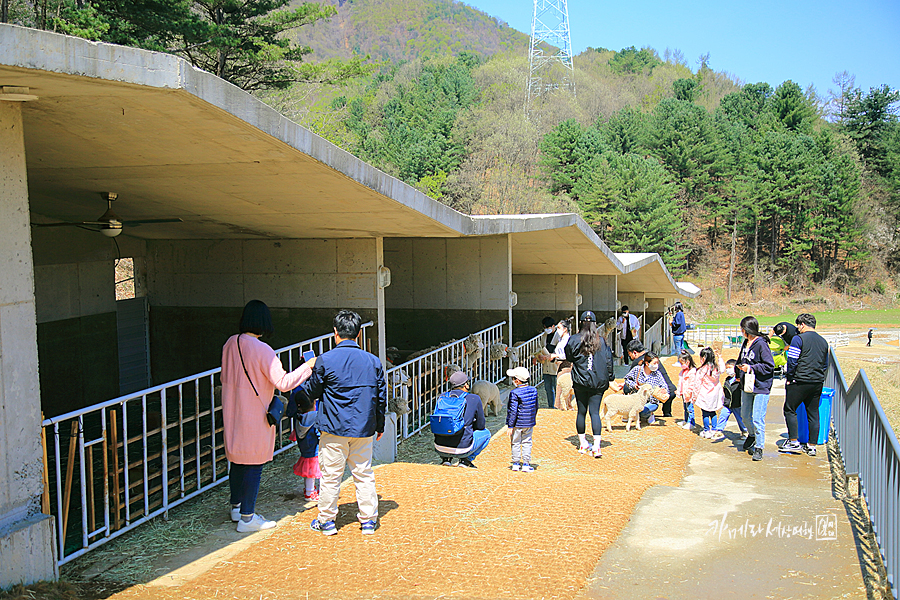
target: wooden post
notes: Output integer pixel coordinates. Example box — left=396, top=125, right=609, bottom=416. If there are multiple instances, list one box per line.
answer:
left=101, top=414, right=109, bottom=533
left=40, top=413, right=50, bottom=515
left=86, top=445, right=95, bottom=533
left=110, top=409, right=121, bottom=530
left=62, top=420, right=78, bottom=543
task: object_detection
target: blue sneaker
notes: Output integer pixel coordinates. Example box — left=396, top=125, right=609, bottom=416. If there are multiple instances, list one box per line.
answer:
left=310, top=519, right=337, bottom=536
left=361, top=520, right=378, bottom=535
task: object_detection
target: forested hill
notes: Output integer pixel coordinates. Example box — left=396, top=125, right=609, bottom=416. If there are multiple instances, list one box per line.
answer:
left=292, top=0, right=528, bottom=64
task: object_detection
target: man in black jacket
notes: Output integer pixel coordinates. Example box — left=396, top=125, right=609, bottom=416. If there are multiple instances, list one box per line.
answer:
left=627, top=340, right=677, bottom=417
left=780, top=314, right=828, bottom=457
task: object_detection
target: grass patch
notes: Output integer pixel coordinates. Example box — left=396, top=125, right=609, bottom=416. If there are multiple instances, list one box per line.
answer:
left=701, top=308, right=900, bottom=328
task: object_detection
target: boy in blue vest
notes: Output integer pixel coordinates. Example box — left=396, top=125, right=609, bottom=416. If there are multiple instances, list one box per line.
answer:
left=507, top=366, right=538, bottom=472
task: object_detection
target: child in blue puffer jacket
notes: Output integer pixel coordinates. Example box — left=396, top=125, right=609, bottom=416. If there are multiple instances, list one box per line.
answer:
left=506, top=366, right=538, bottom=473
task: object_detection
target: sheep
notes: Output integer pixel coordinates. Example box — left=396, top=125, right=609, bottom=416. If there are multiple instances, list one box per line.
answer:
left=489, top=343, right=508, bottom=361
left=386, top=368, right=411, bottom=415
left=505, top=342, right=528, bottom=368
left=555, top=366, right=575, bottom=411
left=599, top=384, right=655, bottom=432
left=463, top=333, right=484, bottom=368
left=470, top=380, right=501, bottom=416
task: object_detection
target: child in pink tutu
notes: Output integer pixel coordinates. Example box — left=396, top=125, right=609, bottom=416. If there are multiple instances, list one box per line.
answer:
left=289, top=389, right=320, bottom=501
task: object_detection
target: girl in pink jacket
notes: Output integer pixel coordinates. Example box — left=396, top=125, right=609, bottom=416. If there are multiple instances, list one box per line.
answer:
left=694, top=347, right=726, bottom=439
left=221, top=300, right=314, bottom=533
left=676, top=351, right=697, bottom=431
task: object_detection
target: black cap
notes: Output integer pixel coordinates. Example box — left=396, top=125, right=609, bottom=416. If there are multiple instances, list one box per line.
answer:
left=580, top=310, right=597, bottom=322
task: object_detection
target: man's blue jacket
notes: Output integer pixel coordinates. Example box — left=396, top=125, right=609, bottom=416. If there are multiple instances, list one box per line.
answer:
left=300, top=339, right=387, bottom=438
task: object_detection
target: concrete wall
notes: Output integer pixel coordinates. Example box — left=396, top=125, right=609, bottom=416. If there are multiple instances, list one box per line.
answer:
left=29, top=228, right=145, bottom=416
left=145, top=239, right=381, bottom=382
left=511, top=274, right=577, bottom=342
left=384, top=237, right=509, bottom=352
left=0, top=100, right=57, bottom=587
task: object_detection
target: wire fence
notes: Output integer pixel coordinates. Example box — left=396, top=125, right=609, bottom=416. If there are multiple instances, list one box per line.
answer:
left=827, top=348, right=899, bottom=599
left=41, top=323, right=372, bottom=566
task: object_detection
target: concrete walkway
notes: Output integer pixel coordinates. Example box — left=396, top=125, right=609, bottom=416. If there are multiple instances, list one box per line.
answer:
left=576, top=379, right=871, bottom=600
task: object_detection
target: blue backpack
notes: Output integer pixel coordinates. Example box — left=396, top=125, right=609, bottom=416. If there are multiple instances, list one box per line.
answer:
left=430, top=391, right=468, bottom=436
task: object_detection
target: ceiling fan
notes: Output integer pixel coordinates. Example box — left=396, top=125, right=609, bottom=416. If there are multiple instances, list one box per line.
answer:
left=33, top=193, right=183, bottom=237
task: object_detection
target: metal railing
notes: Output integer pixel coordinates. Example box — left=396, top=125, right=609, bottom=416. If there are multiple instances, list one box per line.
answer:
left=511, top=331, right=546, bottom=385
left=390, top=322, right=506, bottom=440
left=685, top=324, right=743, bottom=348
left=41, top=323, right=372, bottom=565
left=827, top=348, right=899, bottom=599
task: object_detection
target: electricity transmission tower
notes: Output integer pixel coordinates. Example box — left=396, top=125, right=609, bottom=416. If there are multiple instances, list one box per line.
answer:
left=526, top=0, right=575, bottom=110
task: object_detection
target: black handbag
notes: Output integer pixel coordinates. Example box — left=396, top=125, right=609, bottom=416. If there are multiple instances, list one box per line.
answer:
left=237, top=334, right=283, bottom=427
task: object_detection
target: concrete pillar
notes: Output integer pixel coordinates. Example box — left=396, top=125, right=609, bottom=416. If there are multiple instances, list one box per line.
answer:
left=0, top=100, right=57, bottom=586
left=375, top=237, right=386, bottom=367
left=507, top=235, right=513, bottom=345
left=574, top=274, right=579, bottom=323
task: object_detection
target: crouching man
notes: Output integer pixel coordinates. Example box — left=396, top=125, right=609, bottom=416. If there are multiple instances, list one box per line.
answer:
left=434, top=371, right=491, bottom=468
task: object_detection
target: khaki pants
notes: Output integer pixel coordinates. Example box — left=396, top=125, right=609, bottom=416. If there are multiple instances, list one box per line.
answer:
left=317, top=432, right=378, bottom=523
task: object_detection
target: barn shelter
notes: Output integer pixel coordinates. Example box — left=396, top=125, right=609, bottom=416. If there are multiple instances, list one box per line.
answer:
left=0, top=24, right=697, bottom=586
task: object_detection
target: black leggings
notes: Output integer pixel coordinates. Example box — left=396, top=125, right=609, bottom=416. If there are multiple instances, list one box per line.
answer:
left=784, top=381, right=823, bottom=443
left=574, top=384, right=606, bottom=436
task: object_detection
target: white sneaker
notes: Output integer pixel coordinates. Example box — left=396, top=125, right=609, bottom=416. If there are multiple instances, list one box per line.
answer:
left=511, top=462, right=521, bottom=471
left=236, top=514, right=277, bottom=533
left=230, top=507, right=240, bottom=522
left=647, top=414, right=656, bottom=425
left=700, top=430, right=711, bottom=438
left=710, top=430, right=725, bottom=440
left=682, top=422, right=693, bottom=430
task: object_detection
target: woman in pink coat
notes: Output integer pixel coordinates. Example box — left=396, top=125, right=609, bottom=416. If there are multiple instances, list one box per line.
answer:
left=221, top=300, right=314, bottom=532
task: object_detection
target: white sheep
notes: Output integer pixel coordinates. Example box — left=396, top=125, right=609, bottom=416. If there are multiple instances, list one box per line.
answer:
left=599, top=384, right=655, bottom=432
left=470, top=380, right=501, bottom=416
left=489, top=343, right=508, bottom=361
left=463, top=333, right=484, bottom=368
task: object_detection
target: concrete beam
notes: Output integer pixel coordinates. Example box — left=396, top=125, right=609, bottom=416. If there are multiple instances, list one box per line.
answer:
left=0, top=100, right=57, bottom=587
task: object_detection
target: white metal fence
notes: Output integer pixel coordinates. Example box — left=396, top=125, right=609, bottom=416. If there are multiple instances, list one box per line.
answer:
left=390, top=322, right=507, bottom=440
left=41, top=323, right=372, bottom=566
left=827, top=348, right=899, bottom=599
left=685, top=324, right=743, bottom=348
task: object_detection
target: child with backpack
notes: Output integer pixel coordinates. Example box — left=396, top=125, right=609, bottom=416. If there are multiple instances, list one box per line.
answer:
left=506, top=366, right=538, bottom=472
left=289, top=389, right=321, bottom=500
left=715, top=359, right=748, bottom=439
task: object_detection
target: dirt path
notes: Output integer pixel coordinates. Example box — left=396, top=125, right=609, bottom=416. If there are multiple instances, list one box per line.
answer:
left=108, top=408, right=697, bottom=600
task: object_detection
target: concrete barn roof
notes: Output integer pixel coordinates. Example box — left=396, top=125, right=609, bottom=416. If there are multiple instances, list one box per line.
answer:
left=0, top=24, right=697, bottom=298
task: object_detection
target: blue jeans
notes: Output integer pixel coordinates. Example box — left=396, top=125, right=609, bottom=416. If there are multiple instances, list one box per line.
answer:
left=701, top=409, right=717, bottom=431
left=543, top=374, right=557, bottom=409
left=462, top=429, right=491, bottom=461
left=672, top=334, right=684, bottom=355
left=682, top=401, right=696, bottom=425
left=229, top=463, right=263, bottom=516
left=716, top=404, right=746, bottom=432
left=639, top=401, right=659, bottom=419
left=741, top=391, right=770, bottom=450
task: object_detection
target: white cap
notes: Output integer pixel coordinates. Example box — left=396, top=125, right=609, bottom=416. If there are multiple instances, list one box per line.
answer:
left=506, top=366, right=531, bottom=382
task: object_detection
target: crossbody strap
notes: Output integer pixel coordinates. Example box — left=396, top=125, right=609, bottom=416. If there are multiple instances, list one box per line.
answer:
left=236, top=334, right=259, bottom=397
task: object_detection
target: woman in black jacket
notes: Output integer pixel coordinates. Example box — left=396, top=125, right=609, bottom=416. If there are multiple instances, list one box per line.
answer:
left=736, top=316, right=775, bottom=462
left=564, top=311, right=614, bottom=458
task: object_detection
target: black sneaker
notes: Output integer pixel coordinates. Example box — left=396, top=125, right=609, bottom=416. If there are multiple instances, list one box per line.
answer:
left=458, top=458, right=477, bottom=469
left=752, top=447, right=763, bottom=461
left=742, top=436, right=756, bottom=451
left=440, top=458, right=453, bottom=467
left=778, top=440, right=802, bottom=453
left=802, top=445, right=817, bottom=457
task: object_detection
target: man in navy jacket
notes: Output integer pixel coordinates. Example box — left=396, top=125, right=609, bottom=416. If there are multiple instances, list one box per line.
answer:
left=433, top=371, right=489, bottom=468
left=302, top=310, right=387, bottom=536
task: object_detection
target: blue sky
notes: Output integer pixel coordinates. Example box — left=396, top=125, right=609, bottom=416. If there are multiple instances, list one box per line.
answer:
left=468, top=0, right=899, bottom=98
